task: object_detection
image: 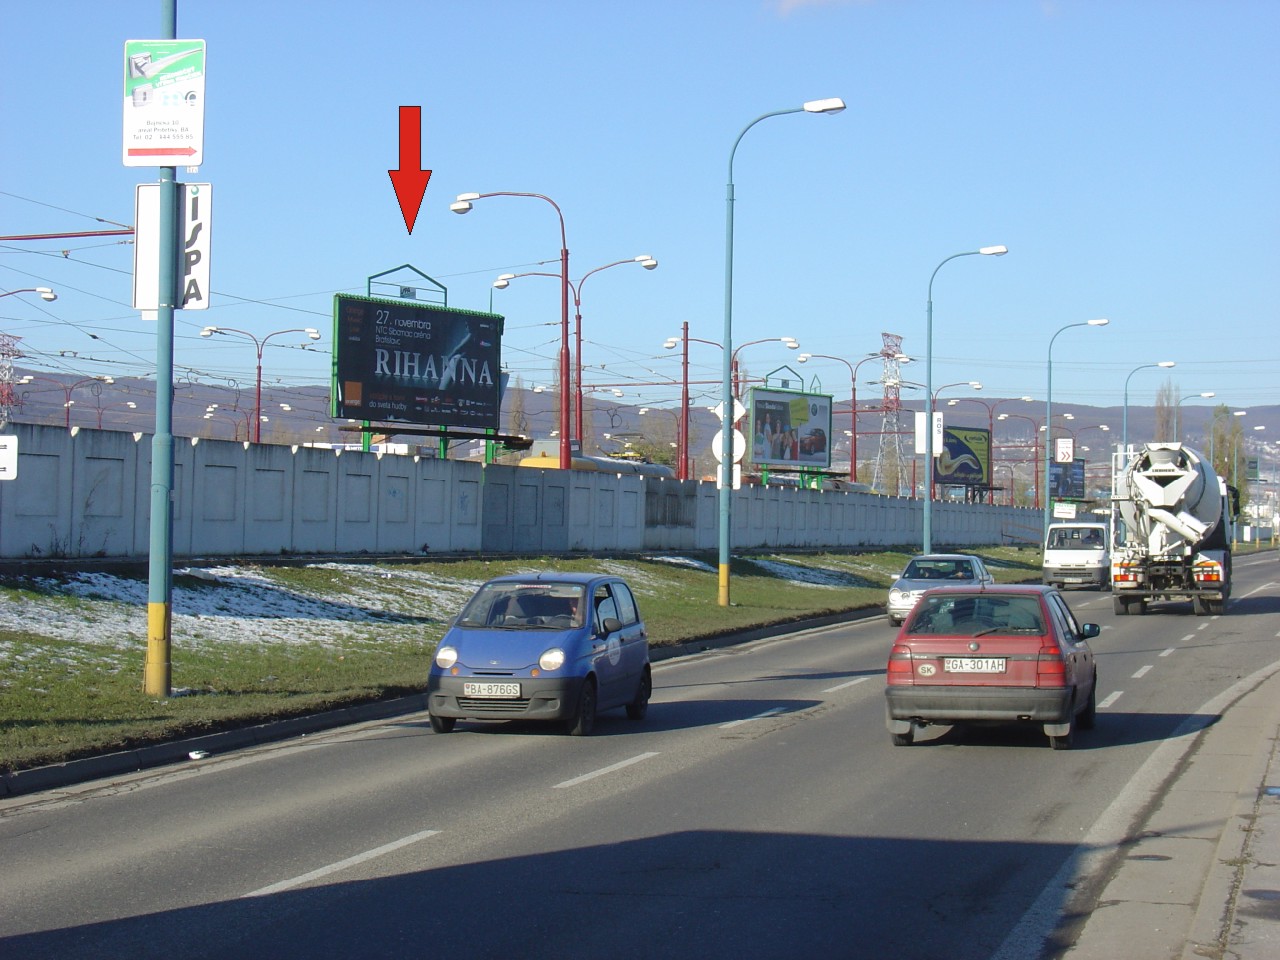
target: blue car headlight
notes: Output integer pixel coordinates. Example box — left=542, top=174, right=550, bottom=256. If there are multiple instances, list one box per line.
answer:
left=435, top=645, right=458, bottom=669
left=539, top=648, right=565, bottom=672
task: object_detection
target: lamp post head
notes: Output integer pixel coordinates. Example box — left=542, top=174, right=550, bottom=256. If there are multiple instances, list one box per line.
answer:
left=1087, top=318, right=1109, bottom=326
left=978, top=245, right=1008, bottom=256
left=1157, top=360, right=1176, bottom=368
left=797, top=353, right=811, bottom=363
left=803, top=97, right=847, bottom=114
left=663, top=338, right=678, bottom=349
left=784, top=340, right=799, bottom=350
left=449, top=196, right=474, bottom=214
left=969, top=381, right=983, bottom=390
left=305, top=328, right=321, bottom=340
left=36, top=287, right=57, bottom=301
left=635, top=255, right=658, bottom=270
left=199, top=326, right=217, bottom=337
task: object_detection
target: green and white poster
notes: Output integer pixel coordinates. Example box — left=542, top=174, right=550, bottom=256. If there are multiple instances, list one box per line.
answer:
left=123, top=39, right=206, bottom=167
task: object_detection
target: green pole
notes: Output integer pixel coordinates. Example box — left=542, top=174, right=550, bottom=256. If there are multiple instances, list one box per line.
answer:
left=144, top=0, right=178, bottom=697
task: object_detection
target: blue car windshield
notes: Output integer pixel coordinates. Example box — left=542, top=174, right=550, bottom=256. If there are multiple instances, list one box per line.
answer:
left=455, top=583, right=587, bottom=629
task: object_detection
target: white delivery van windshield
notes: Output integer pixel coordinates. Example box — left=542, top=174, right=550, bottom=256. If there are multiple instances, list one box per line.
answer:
left=1043, top=522, right=1109, bottom=590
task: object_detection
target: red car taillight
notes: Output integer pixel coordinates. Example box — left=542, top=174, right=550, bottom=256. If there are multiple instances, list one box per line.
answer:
left=1037, top=644, right=1066, bottom=685
left=887, top=644, right=913, bottom=683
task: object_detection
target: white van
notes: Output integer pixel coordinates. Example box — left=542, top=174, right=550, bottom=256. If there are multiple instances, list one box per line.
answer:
left=1042, top=522, right=1110, bottom=590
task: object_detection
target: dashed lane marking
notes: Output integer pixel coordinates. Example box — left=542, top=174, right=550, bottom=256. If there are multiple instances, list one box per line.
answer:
left=553, top=752, right=660, bottom=789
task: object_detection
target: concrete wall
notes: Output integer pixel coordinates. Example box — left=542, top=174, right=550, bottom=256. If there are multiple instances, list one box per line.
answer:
left=0, top=423, right=1037, bottom=560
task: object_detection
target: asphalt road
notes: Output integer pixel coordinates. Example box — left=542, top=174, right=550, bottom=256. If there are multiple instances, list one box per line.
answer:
left=2, top=554, right=1278, bottom=960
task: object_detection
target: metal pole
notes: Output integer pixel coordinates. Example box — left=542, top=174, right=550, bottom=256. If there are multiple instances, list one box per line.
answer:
left=253, top=349, right=263, bottom=444
left=679, top=320, right=690, bottom=481
left=145, top=0, right=178, bottom=697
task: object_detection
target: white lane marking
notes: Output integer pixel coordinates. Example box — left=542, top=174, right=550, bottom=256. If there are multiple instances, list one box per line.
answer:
left=244, top=828, right=441, bottom=897
left=553, top=752, right=659, bottom=789
left=990, top=659, right=1280, bottom=960
left=1132, top=665, right=1153, bottom=679
left=1098, top=691, right=1123, bottom=709
left=1200, top=623, right=1211, bottom=630
left=1179, top=634, right=1195, bottom=643
left=720, top=706, right=786, bottom=730
left=823, top=677, right=870, bottom=693
left=1159, top=648, right=1175, bottom=658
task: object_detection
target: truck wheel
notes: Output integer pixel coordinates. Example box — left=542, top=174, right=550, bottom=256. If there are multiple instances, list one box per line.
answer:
left=891, top=727, right=914, bottom=746
left=1134, top=599, right=1147, bottom=615
left=1207, top=599, right=1225, bottom=615
left=1113, top=596, right=1128, bottom=616
left=1193, top=597, right=1209, bottom=616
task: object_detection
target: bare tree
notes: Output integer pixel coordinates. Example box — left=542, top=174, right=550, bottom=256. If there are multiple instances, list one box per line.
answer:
left=1154, top=379, right=1179, bottom=442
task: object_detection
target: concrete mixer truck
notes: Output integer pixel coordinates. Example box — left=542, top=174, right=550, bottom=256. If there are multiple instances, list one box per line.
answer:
left=1110, top=442, right=1235, bottom=616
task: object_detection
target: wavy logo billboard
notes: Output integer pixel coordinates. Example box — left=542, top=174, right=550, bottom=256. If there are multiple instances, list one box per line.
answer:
left=933, top=426, right=991, bottom=487
left=331, top=294, right=503, bottom=430
left=748, top=387, right=833, bottom=469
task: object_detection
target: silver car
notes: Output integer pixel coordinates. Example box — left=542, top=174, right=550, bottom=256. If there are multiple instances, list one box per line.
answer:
left=886, top=553, right=996, bottom=626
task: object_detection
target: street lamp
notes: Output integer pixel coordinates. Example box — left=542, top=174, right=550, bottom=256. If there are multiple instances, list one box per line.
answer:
left=718, top=96, right=845, bottom=606
left=1121, top=361, right=1176, bottom=451
left=495, top=254, right=656, bottom=447
left=664, top=323, right=725, bottom=481
left=200, top=326, right=321, bottom=443
left=0, top=287, right=57, bottom=302
left=797, top=351, right=883, bottom=482
left=1176, top=391, right=1215, bottom=443
left=922, top=245, right=1007, bottom=553
left=928, top=381, right=981, bottom=501
left=18, top=374, right=114, bottom=429
left=998, top=411, right=1044, bottom=508
left=1045, top=319, right=1110, bottom=536
left=732, top=336, right=798, bottom=399
left=452, top=190, right=573, bottom=470
left=949, top=395, right=1033, bottom=503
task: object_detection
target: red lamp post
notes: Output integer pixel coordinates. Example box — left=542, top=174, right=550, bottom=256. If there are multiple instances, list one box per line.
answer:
left=495, top=254, right=657, bottom=448
left=18, top=375, right=114, bottom=429
left=452, top=191, right=572, bottom=469
left=664, top=323, right=724, bottom=481
left=797, top=352, right=882, bottom=482
left=947, top=395, right=1035, bottom=503
left=998, top=412, right=1044, bottom=508
left=199, top=326, right=320, bottom=443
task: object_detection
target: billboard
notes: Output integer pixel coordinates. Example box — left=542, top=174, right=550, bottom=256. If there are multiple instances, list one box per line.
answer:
left=748, top=387, right=832, bottom=469
left=933, top=426, right=991, bottom=487
left=331, top=295, right=503, bottom=430
left=1048, top=458, right=1087, bottom=501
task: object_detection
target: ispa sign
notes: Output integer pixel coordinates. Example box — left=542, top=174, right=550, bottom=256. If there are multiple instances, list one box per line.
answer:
left=331, top=294, right=503, bottom=430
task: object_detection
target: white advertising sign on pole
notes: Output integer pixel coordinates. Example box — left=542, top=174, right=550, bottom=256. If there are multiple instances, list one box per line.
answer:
left=133, top=183, right=212, bottom=311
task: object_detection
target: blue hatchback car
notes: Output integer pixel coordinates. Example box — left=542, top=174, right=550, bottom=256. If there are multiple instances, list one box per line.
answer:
left=427, top=572, right=651, bottom=736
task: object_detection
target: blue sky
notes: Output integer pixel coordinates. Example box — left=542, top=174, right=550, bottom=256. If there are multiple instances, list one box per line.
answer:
left=3, top=0, right=1277, bottom=430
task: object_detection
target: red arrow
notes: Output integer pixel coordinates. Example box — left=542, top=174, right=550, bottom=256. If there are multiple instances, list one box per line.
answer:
left=388, top=106, right=432, bottom=234
left=128, top=146, right=197, bottom=157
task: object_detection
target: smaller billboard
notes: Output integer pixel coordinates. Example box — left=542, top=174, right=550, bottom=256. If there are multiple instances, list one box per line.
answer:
left=748, top=387, right=832, bottom=469
left=933, top=426, right=991, bottom=487
left=1048, top=458, right=1087, bottom=501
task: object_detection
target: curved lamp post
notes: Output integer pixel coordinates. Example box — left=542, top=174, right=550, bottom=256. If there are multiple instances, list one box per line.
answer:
left=18, top=374, right=113, bottom=429
left=797, top=352, right=883, bottom=481
left=664, top=324, right=725, bottom=481
left=1176, top=390, right=1215, bottom=443
left=719, top=96, right=846, bottom=606
left=1044, top=319, right=1110, bottom=536
left=200, top=326, right=321, bottom=443
left=495, top=254, right=656, bottom=446
left=1121, top=360, right=1176, bottom=452
left=452, top=190, right=572, bottom=469
left=0, top=287, right=57, bottom=302
left=922, top=247, right=1006, bottom=552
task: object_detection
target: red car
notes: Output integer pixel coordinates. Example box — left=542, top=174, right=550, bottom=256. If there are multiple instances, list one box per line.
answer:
left=884, top=584, right=1099, bottom=749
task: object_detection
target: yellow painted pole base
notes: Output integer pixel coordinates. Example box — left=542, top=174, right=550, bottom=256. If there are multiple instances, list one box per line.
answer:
left=144, top=602, right=172, bottom=697
left=718, top=564, right=730, bottom=607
